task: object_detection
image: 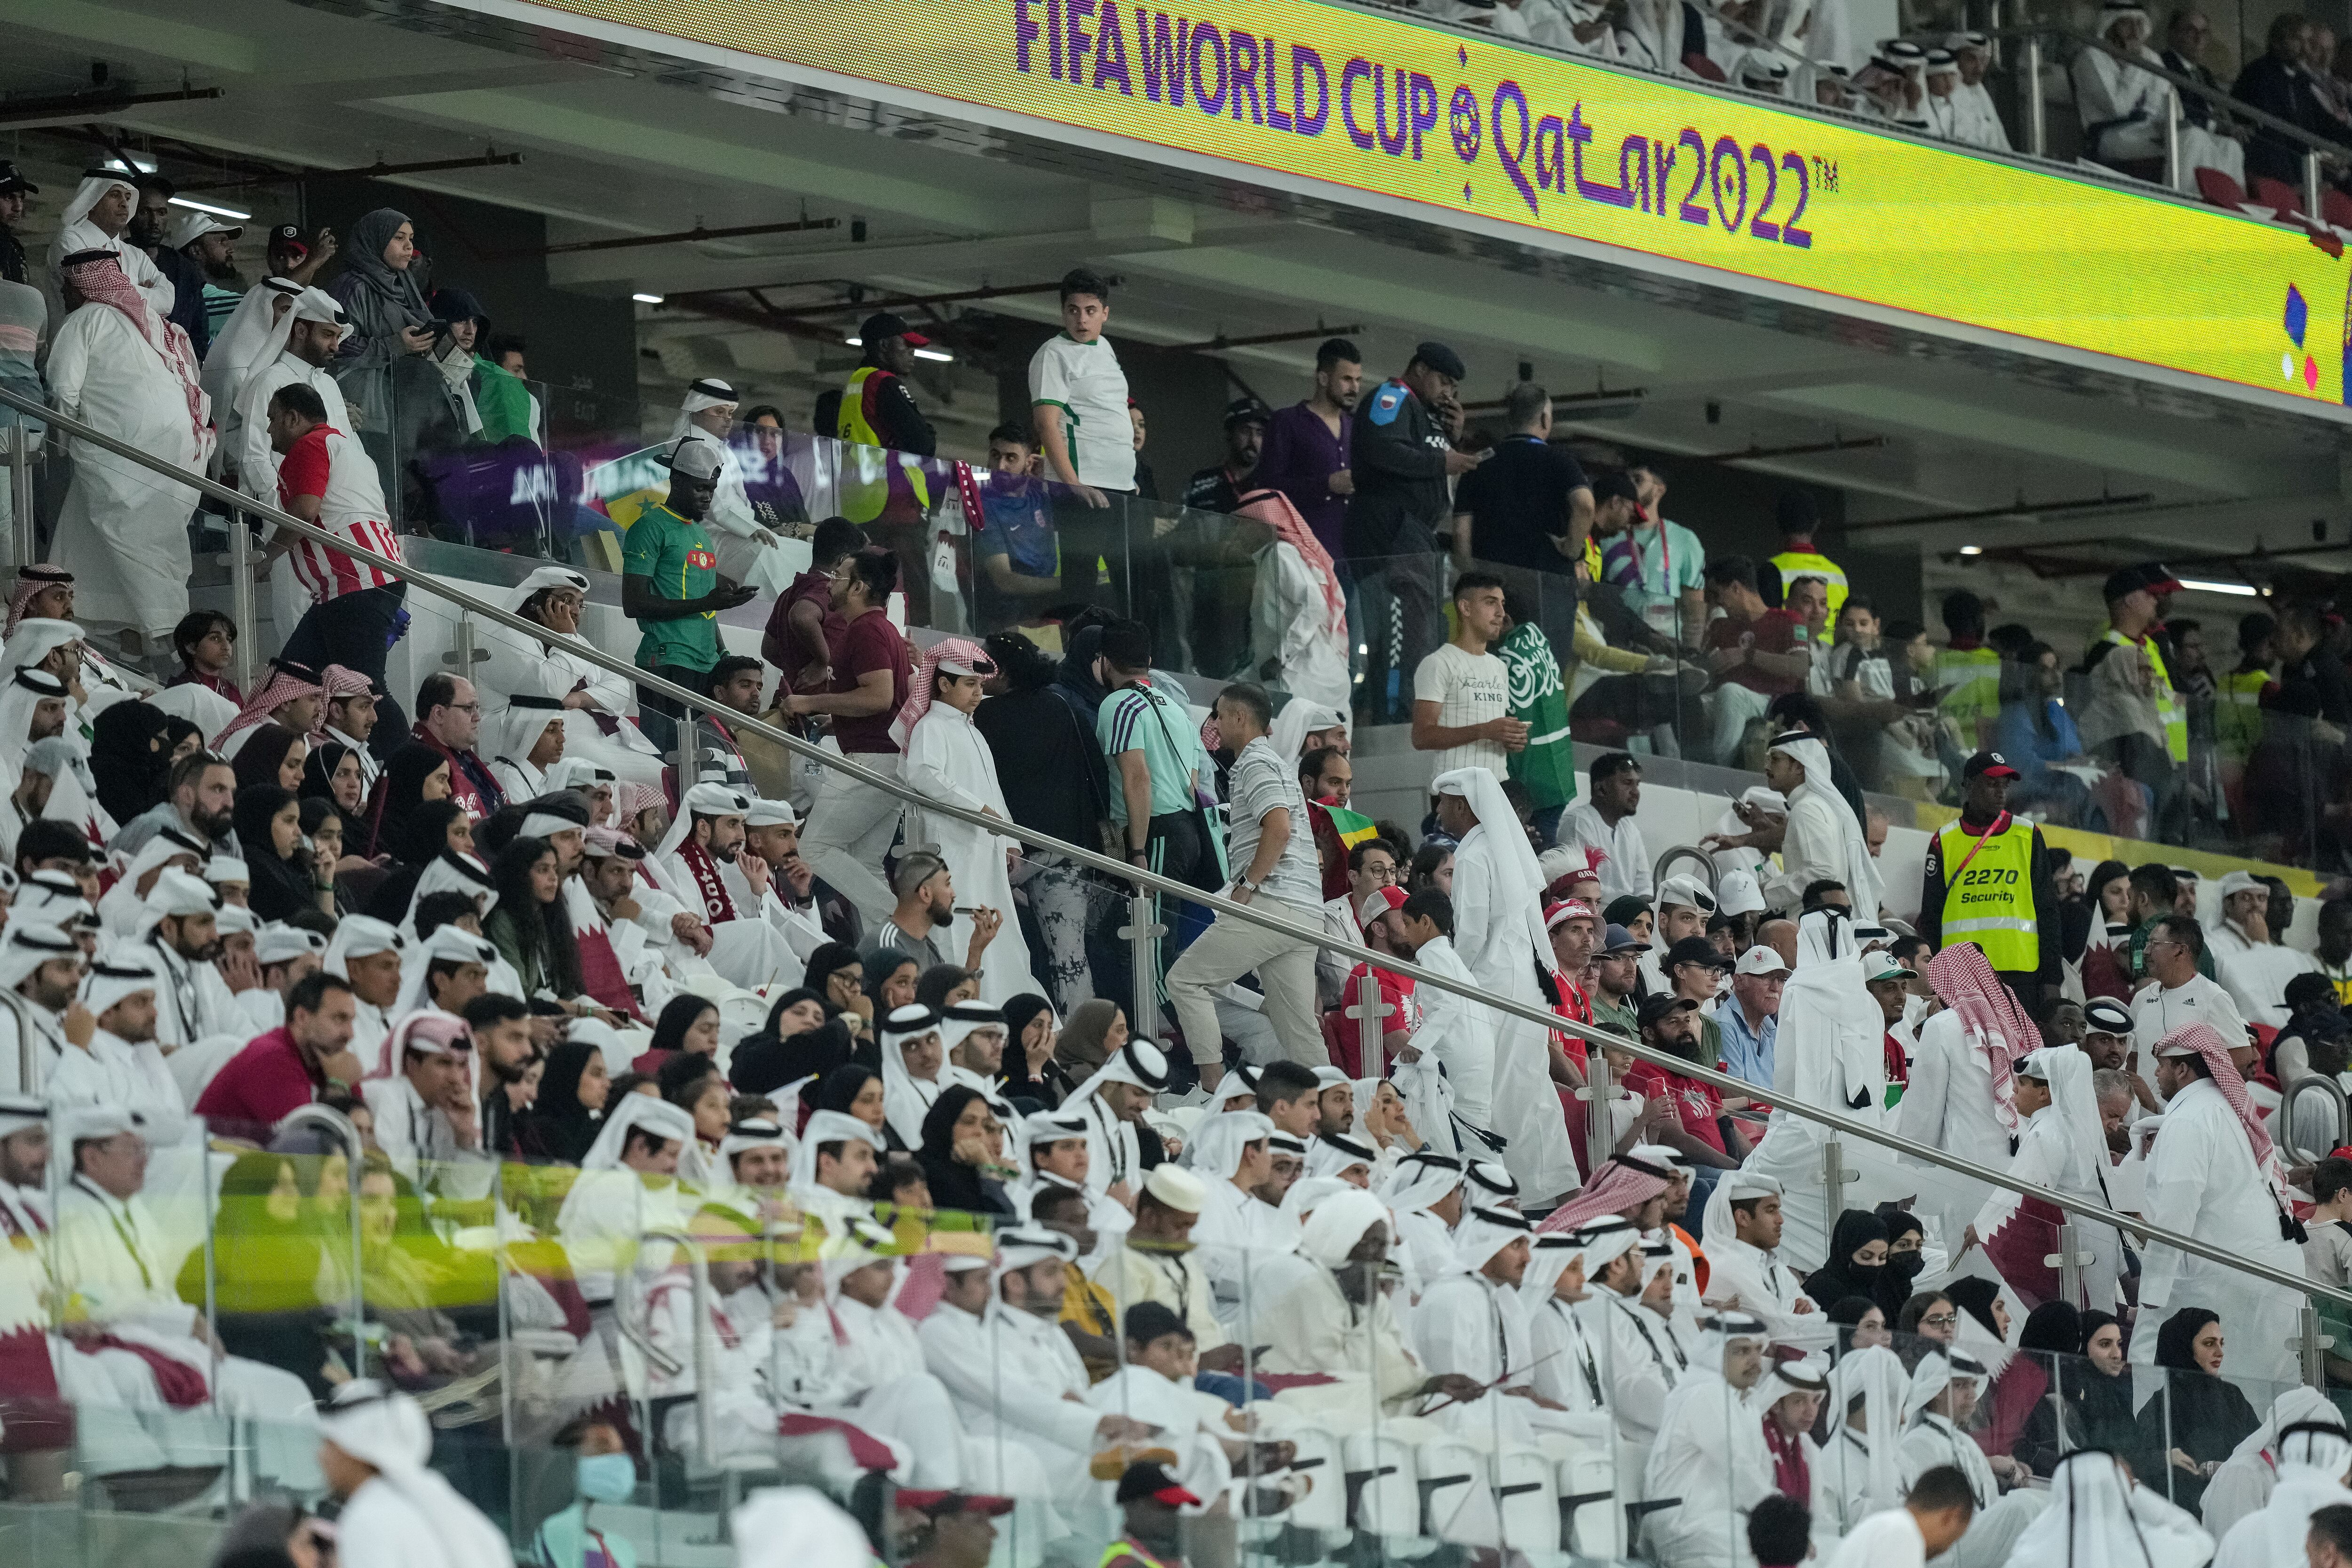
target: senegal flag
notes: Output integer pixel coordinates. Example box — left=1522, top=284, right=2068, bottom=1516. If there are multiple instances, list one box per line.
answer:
left=1322, top=803, right=1382, bottom=853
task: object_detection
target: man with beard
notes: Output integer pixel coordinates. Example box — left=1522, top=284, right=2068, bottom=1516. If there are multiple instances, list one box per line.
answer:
left=1623, top=995, right=1746, bottom=1187
left=192, top=971, right=359, bottom=1133
left=0, top=923, right=87, bottom=1097
left=874, top=849, right=1002, bottom=979
left=136, top=868, right=243, bottom=1056
left=47, top=954, right=180, bottom=1127
left=726, top=796, right=827, bottom=982
left=650, top=784, right=805, bottom=988
left=467, top=993, right=538, bottom=1154
left=129, top=175, right=214, bottom=357
left=114, top=751, right=236, bottom=860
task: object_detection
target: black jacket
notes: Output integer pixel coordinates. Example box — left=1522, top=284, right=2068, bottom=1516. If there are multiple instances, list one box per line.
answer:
left=1345, top=379, right=1452, bottom=559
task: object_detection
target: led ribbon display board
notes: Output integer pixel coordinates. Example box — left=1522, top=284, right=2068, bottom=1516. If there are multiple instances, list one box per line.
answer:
left=476, top=0, right=2350, bottom=409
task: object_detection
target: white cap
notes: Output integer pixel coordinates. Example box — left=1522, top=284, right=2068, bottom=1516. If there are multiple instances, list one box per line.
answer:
left=667, top=434, right=726, bottom=482
left=1735, top=946, right=1791, bottom=978
left=1656, top=874, right=1716, bottom=913
left=1143, top=1164, right=1207, bottom=1214
left=2217, top=869, right=2266, bottom=899
left=745, top=798, right=797, bottom=828
left=1862, top=951, right=1917, bottom=983
left=1716, top=868, right=1765, bottom=916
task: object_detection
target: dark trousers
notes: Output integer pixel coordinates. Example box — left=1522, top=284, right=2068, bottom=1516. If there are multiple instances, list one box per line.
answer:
left=635, top=661, right=713, bottom=757
left=1055, top=489, right=1139, bottom=614
left=1351, top=548, right=1443, bottom=722
left=279, top=583, right=410, bottom=756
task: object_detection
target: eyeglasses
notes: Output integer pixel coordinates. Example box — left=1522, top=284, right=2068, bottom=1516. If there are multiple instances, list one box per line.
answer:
left=448, top=701, right=480, bottom=714
left=1919, top=1312, right=1959, bottom=1328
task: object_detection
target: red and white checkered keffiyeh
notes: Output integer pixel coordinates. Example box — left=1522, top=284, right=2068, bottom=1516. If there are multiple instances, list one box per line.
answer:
left=888, top=636, right=991, bottom=750
left=2156, top=1019, right=2276, bottom=1170
left=214, top=660, right=323, bottom=750
left=1537, top=1153, right=1670, bottom=1234
left=1927, top=942, right=2038, bottom=1133
left=308, top=665, right=371, bottom=747
left=60, top=251, right=208, bottom=449
left=4, top=565, right=70, bottom=638
left=1235, top=486, right=1347, bottom=640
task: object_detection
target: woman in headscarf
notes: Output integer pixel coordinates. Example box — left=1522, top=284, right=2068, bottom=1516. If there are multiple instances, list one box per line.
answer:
left=631, top=994, right=719, bottom=1077
left=1803, top=1209, right=1899, bottom=1316
left=1602, top=894, right=1653, bottom=943
left=1055, top=998, right=1127, bottom=1086
left=304, top=737, right=369, bottom=819
left=232, top=722, right=310, bottom=795
left=326, top=209, right=436, bottom=488
left=2079, top=858, right=2136, bottom=999
left=913, top=963, right=977, bottom=1013
left=300, top=797, right=362, bottom=916
left=518, top=1038, right=610, bottom=1164
left=360, top=799, right=475, bottom=923
left=2074, top=1309, right=2144, bottom=1458
left=484, top=835, right=584, bottom=1002
left=815, top=1063, right=889, bottom=1139
left=365, top=741, right=453, bottom=859
left=801, top=941, right=873, bottom=1043
left=89, top=697, right=171, bottom=826
left=915, top=1084, right=1015, bottom=1217
left=173, top=1149, right=334, bottom=1394
left=471, top=565, right=663, bottom=785
left=2137, top=1306, right=2260, bottom=1512
left=995, top=993, right=1061, bottom=1106
left=237, top=782, right=329, bottom=922
left=862, top=949, right=920, bottom=1020
left=1996, top=1300, right=2087, bottom=1477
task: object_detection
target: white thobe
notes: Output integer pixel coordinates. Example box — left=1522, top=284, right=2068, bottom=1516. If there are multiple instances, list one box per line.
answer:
left=559, top=1169, right=686, bottom=1304
left=1249, top=541, right=1350, bottom=712
left=1645, top=1372, right=1773, bottom=1568
left=1893, top=1008, right=2014, bottom=1246
left=1899, top=1414, right=2047, bottom=1568
left=804, top=1294, right=970, bottom=1487
left=652, top=849, right=800, bottom=989
left=52, top=1176, right=321, bottom=1488
left=1560, top=803, right=1652, bottom=902
left=48, top=225, right=174, bottom=316
left=1743, top=947, right=1890, bottom=1272
left=46, top=1028, right=186, bottom=1132
left=361, top=1074, right=493, bottom=1198
left=1070, top=1089, right=1144, bottom=1198
left=0, top=995, right=67, bottom=1097
left=717, top=866, right=830, bottom=991
left=1407, top=935, right=1496, bottom=1128
left=48, top=304, right=209, bottom=643
left=1414, top=1270, right=1545, bottom=1443
left=901, top=704, right=1040, bottom=1004
left=1526, top=1293, right=1612, bottom=1420
left=1766, top=783, right=1879, bottom=920
left=1821, top=1508, right=1926, bottom=1568
left=234, top=350, right=350, bottom=499
left=1447, top=823, right=1579, bottom=1200
left=1260, top=1265, right=1431, bottom=1412
left=2210, top=920, right=2316, bottom=1032
left=1189, top=1173, right=1299, bottom=1326
left=1951, top=82, right=2011, bottom=149
left=920, top=1297, right=1101, bottom=1504
left=147, top=935, right=247, bottom=1057
left=1602, top=1289, right=1691, bottom=1448
left=1813, top=1424, right=1904, bottom=1539
left=1970, top=1103, right=2126, bottom=1311
left=1702, top=1234, right=1832, bottom=1351
left=475, top=628, right=663, bottom=786
left=2130, top=1077, right=2306, bottom=1388
left=2073, top=44, right=2169, bottom=164
left=2214, top=1465, right=2352, bottom=1568
left=642, top=1267, right=787, bottom=1461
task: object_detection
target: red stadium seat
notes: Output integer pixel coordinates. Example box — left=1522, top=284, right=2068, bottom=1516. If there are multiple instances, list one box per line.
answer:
left=2253, top=175, right=2304, bottom=219
left=2323, top=184, right=2352, bottom=231
left=2193, top=166, right=2248, bottom=209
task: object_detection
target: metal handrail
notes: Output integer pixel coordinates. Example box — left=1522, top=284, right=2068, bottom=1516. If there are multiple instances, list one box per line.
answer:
left=2282, top=1073, right=2352, bottom=1168
left=1651, top=843, right=1718, bottom=898
left=275, top=1103, right=369, bottom=1373
left=10, top=379, right=2350, bottom=1317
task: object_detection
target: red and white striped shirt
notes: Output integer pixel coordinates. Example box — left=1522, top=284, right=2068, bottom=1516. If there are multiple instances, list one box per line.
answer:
left=273, top=423, right=402, bottom=604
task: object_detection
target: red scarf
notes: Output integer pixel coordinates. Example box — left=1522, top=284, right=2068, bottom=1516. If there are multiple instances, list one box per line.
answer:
left=674, top=839, right=738, bottom=923
left=1763, top=1415, right=1811, bottom=1500
left=574, top=926, right=642, bottom=1021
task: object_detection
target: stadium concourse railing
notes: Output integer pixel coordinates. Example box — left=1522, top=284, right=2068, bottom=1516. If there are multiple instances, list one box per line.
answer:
left=4, top=382, right=2348, bottom=1384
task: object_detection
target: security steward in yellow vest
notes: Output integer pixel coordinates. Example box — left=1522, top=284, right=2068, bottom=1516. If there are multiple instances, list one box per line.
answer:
left=818, top=309, right=939, bottom=620
left=1919, top=750, right=2060, bottom=1004
left=1766, top=493, right=1849, bottom=621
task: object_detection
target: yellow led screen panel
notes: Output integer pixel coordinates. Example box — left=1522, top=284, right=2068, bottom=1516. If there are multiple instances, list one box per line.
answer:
left=473, top=0, right=2352, bottom=409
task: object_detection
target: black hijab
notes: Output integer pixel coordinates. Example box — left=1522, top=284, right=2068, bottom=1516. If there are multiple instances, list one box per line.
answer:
left=234, top=784, right=314, bottom=922
left=1874, top=1205, right=1931, bottom=1301
left=2282, top=972, right=2352, bottom=1076
left=89, top=699, right=170, bottom=824
left=302, top=738, right=360, bottom=807
left=2143, top=1305, right=2259, bottom=1505
left=1943, top=1275, right=2004, bottom=1341
left=1802, top=1209, right=1893, bottom=1315
left=522, top=1040, right=604, bottom=1163
left=916, top=1084, right=1010, bottom=1217
left=232, top=723, right=306, bottom=795
left=729, top=993, right=841, bottom=1097
left=369, top=741, right=452, bottom=858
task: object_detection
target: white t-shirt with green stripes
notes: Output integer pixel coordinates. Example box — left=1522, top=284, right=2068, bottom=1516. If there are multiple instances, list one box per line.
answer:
left=1027, top=331, right=1135, bottom=493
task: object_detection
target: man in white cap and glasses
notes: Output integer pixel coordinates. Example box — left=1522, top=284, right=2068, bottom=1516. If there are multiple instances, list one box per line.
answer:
left=2132, top=1020, right=2307, bottom=1385
left=2209, top=867, right=2315, bottom=1030
left=318, top=1380, right=507, bottom=1568
left=1718, top=945, right=1788, bottom=1092
left=54, top=1104, right=325, bottom=1491
left=1432, top=764, right=1581, bottom=1202
left=620, top=435, right=759, bottom=756
left=1644, top=1311, right=1776, bottom=1568
left=1762, top=729, right=1882, bottom=920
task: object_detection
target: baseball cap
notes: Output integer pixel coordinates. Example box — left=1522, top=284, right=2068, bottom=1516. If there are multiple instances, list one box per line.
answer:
left=1359, top=885, right=1407, bottom=926
left=1222, top=396, right=1272, bottom=429
left=0, top=162, right=38, bottom=197
left=1600, top=923, right=1645, bottom=955
left=1411, top=340, right=1467, bottom=380
left=667, top=435, right=725, bottom=482
left=897, top=1490, right=1017, bottom=1518
left=1961, top=751, right=2020, bottom=781
left=267, top=223, right=310, bottom=260
left=857, top=310, right=930, bottom=348
left=2083, top=998, right=2133, bottom=1037
left=1716, top=868, right=1765, bottom=916
left=2103, top=562, right=2183, bottom=603
left=1664, top=936, right=1726, bottom=973
left=1736, top=946, right=1793, bottom=978
left=1637, top=994, right=1700, bottom=1027
left=1861, top=951, right=1915, bottom=983
left=1115, top=1461, right=1201, bottom=1507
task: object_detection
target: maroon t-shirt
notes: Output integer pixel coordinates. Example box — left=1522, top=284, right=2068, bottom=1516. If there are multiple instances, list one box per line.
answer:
left=763, top=567, right=844, bottom=692
left=830, top=609, right=910, bottom=754
left=1705, top=607, right=1804, bottom=696
left=193, top=1027, right=322, bottom=1135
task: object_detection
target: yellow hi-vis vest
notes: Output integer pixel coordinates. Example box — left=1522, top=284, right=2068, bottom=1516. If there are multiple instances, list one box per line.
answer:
left=1768, top=547, right=1848, bottom=620
left=1935, top=645, right=2002, bottom=729
left=2103, top=629, right=2189, bottom=764
left=835, top=365, right=931, bottom=525
left=1937, top=815, right=2038, bottom=972
left=2216, top=667, right=2268, bottom=764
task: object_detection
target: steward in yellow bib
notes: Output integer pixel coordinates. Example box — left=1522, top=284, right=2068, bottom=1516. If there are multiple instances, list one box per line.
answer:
left=1918, top=750, right=2059, bottom=1004
left=1765, top=493, right=1849, bottom=621
left=2077, top=563, right=2189, bottom=844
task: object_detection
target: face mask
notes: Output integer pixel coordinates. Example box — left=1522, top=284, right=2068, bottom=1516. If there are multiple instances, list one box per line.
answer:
left=1846, top=1260, right=1886, bottom=1288
left=1886, top=1249, right=1926, bottom=1283
left=576, top=1451, right=636, bottom=1504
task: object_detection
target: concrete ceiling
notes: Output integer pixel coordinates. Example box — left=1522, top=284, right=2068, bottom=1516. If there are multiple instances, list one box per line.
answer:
left=3, top=0, right=2347, bottom=583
